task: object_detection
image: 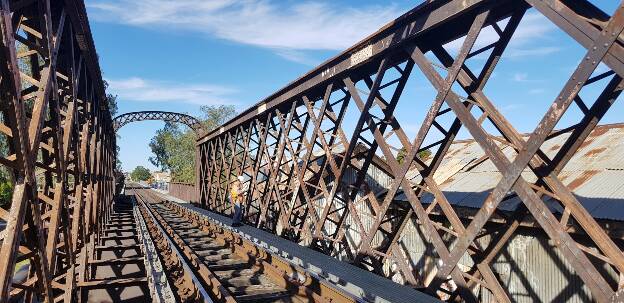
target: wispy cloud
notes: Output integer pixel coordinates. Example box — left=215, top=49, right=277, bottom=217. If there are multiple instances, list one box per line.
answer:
left=106, top=77, right=237, bottom=105
left=513, top=72, right=529, bottom=82
left=272, top=49, right=318, bottom=66
left=511, top=72, right=548, bottom=83
left=444, top=12, right=560, bottom=59
left=505, top=46, right=560, bottom=58
left=88, top=0, right=402, bottom=63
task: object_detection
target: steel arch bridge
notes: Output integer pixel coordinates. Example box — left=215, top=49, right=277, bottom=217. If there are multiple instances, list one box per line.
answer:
left=113, top=111, right=205, bottom=134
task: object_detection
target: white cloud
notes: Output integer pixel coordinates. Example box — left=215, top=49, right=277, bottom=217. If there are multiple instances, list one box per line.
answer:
left=505, top=46, right=560, bottom=58
left=512, top=72, right=548, bottom=83
left=89, top=2, right=562, bottom=65
left=106, top=77, right=237, bottom=105
left=444, top=12, right=560, bottom=59
left=513, top=73, right=528, bottom=82
left=273, top=49, right=318, bottom=66
left=88, top=0, right=402, bottom=61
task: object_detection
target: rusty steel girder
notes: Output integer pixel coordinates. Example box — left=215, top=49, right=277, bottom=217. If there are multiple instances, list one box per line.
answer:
left=196, top=1, right=624, bottom=302
left=113, top=111, right=205, bottom=135
left=0, top=0, right=116, bottom=301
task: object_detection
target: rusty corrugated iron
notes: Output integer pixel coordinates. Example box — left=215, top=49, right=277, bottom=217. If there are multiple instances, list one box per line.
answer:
left=398, top=124, right=624, bottom=221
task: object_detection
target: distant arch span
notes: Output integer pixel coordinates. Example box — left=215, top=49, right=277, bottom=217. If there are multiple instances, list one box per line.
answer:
left=113, top=111, right=205, bottom=134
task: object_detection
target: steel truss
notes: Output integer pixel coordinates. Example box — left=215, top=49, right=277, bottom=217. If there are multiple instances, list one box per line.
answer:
left=0, top=0, right=115, bottom=301
left=113, top=111, right=205, bottom=135
left=197, top=1, right=624, bottom=301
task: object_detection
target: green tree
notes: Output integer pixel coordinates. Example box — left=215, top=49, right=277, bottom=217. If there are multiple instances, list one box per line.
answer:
left=396, top=147, right=432, bottom=164
left=131, top=166, right=151, bottom=181
left=396, top=147, right=407, bottom=164
left=148, top=123, right=178, bottom=171
left=200, top=105, right=236, bottom=130
left=0, top=180, right=13, bottom=207
left=148, top=105, right=236, bottom=183
left=103, top=80, right=118, bottom=116
left=0, top=121, right=13, bottom=208
left=1, top=42, right=33, bottom=208
left=418, top=149, right=432, bottom=160
left=103, top=79, right=122, bottom=170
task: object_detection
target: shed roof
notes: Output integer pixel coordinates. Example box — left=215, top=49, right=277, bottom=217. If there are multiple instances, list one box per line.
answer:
left=395, top=124, right=624, bottom=222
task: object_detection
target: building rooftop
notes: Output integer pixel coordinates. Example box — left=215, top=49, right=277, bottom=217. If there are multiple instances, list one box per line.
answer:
left=394, top=123, right=624, bottom=223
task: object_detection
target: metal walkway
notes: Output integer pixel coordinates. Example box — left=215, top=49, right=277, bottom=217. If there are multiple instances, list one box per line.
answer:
left=167, top=193, right=439, bottom=303
left=81, top=196, right=150, bottom=302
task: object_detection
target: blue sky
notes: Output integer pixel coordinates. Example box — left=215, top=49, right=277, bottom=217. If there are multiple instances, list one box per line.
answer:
left=86, top=0, right=622, bottom=173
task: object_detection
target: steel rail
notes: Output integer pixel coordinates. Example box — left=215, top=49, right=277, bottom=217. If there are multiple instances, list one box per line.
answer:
left=135, top=188, right=237, bottom=303
left=166, top=199, right=366, bottom=303
left=134, top=187, right=360, bottom=303
left=134, top=189, right=213, bottom=302
left=133, top=197, right=180, bottom=303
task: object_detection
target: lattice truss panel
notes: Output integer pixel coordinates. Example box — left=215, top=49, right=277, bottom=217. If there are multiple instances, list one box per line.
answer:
left=198, top=1, right=624, bottom=302
left=113, top=111, right=205, bottom=135
left=0, top=0, right=115, bottom=301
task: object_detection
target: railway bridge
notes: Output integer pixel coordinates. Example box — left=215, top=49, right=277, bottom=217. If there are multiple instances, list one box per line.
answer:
left=1, top=0, right=624, bottom=302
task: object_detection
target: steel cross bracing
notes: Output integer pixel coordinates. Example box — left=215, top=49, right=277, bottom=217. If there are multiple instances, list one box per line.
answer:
left=0, top=0, right=116, bottom=301
left=113, top=111, right=206, bottom=135
left=197, top=1, right=624, bottom=302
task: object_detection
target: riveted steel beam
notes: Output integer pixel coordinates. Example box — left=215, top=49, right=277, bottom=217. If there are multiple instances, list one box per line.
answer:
left=197, top=1, right=624, bottom=302
left=0, top=0, right=116, bottom=301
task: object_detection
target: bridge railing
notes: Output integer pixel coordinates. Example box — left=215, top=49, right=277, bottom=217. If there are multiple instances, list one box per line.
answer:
left=194, top=1, right=624, bottom=302
left=0, top=0, right=116, bottom=300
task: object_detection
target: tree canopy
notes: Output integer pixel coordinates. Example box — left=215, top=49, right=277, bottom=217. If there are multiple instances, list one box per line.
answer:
left=131, top=166, right=151, bottom=181
left=149, top=105, right=236, bottom=183
left=396, top=147, right=432, bottom=164
left=103, top=79, right=122, bottom=171
left=0, top=135, right=12, bottom=208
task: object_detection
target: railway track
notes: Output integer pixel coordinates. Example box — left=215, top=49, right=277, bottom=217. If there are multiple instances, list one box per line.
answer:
left=129, top=186, right=358, bottom=303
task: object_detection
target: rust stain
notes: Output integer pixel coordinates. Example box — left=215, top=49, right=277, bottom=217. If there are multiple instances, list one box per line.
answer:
left=584, top=147, right=607, bottom=158
left=578, top=125, right=617, bottom=149
left=590, top=125, right=612, bottom=137
left=550, top=144, right=561, bottom=151
left=446, top=146, right=463, bottom=157
left=577, top=125, right=613, bottom=150
left=441, top=176, right=455, bottom=186
left=578, top=136, right=596, bottom=149
left=566, top=170, right=599, bottom=191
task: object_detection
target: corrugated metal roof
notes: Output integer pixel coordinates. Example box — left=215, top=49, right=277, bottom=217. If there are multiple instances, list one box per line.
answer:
left=396, top=124, right=624, bottom=221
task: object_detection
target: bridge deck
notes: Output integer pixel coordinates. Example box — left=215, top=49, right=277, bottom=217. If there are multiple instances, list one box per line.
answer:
left=154, top=191, right=440, bottom=303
